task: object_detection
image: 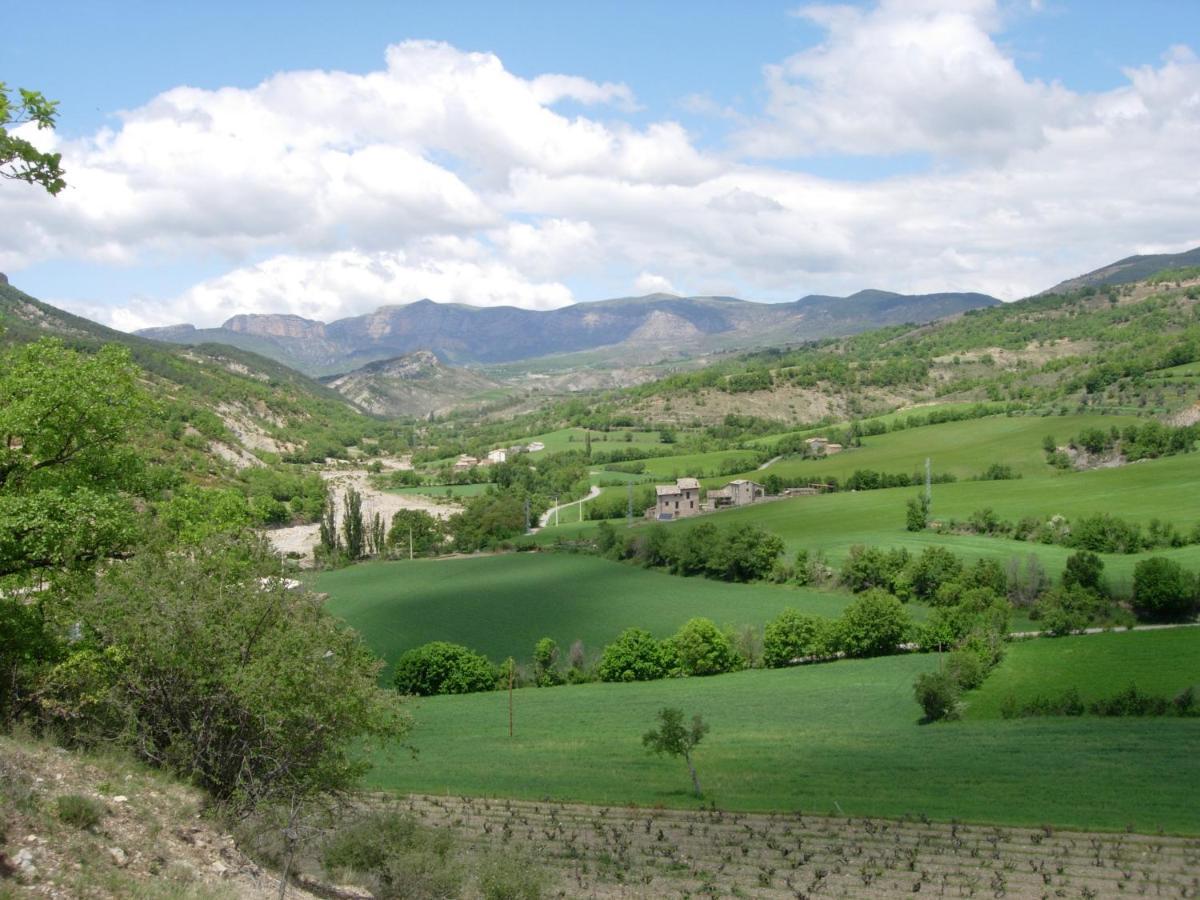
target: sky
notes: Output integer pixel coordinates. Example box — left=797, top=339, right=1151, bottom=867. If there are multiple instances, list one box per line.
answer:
left=3, top=0, right=1199, bottom=331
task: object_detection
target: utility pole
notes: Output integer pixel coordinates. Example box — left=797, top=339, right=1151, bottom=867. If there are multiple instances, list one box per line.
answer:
left=626, top=481, right=633, bottom=527
left=554, top=495, right=559, bottom=527
left=408, top=525, right=413, bottom=561
left=524, top=496, right=530, bottom=533
left=507, top=658, right=515, bottom=738
left=925, top=457, right=932, bottom=508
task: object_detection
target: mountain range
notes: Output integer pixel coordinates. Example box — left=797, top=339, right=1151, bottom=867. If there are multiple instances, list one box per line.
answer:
left=137, top=289, right=1001, bottom=376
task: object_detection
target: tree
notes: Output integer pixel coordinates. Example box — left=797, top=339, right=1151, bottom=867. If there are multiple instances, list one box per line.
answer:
left=913, top=670, right=960, bottom=722
left=42, top=534, right=407, bottom=812
left=0, top=339, right=151, bottom=578
left=1062, top=550, right=1104, bottom=593
left=642, top=707, right=709, bottom=798
left=341, top=487, right=365, bottom=559
left=532, top=637, right=562, bottom=687
left=905, top=493, right=929, bottom=532
left=837, top=589, right=912, bottom=657
left=597, top=628, right=675, bottom=682
left=763, top=609, right=832, bottom=667
left=1133, top=557, right=1197, bottom=619
left=1, top=82, right=66, bottom=194
left=667, top=618, right=741, bottom=676
left=387, top=509, right=444, bottom=558
left=318, top=490, right=339, bottom=557
left=392, top=642, right=496, bottom=696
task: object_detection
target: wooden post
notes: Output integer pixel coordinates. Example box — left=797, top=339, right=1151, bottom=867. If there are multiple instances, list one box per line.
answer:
left=507, top=658, right=515, bottom=738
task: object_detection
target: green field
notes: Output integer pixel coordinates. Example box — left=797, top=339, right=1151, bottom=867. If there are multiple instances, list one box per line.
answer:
left=734, top=413, right=1139, bottom=485
left=966, top=628, right=1200, bottom=718
left=363, top=647, right=1200, bottom=832
left=321, top=554, right=854, bottom=669
left=526, top=426, right=669, bottom=454
left=641, top=449, right=764, bottom=479
left=387, top=482, right=491, bottom=498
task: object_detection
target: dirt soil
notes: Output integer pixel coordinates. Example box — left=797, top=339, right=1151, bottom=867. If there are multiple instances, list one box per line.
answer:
left=265, top=460, right=458, bottom=565
left=0, top=735, right=321, bottom=899
left=393, top=794, right=1200, bottom=899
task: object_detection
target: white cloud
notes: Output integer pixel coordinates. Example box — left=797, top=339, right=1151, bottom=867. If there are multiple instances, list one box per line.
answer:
left=633, top=272, right=678, bottom=295
left=3, top=16, right=1200, bottom=327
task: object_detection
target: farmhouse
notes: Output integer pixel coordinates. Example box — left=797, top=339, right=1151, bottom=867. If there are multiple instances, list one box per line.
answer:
left=651, top=477, right=701, bottom=520
left=486, top=448, right=508, bottom=464
left=453, top=454, right=480, bottom=471
left=805, top=436, right=844, bottom=455
left=707, top=478, right=764, bottom=509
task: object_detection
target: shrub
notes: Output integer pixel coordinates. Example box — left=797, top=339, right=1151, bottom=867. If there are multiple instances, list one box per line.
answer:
left=597, top=628, right=676, bottom=682
left=1062, top=550, right=1104, bottom=592
left=393, top=642, right=496, bottom=696
left=762, top=610, right=833, bottom=667
left=476, top=851, right=550, bottom=900
left=913, top=670, right=960, bottom=722
left=532, top=637, right=562, bottom=687
left=44, top=534, right=406, bottom=812
left=840, top=545, right=909, bottom=593
left=322, top=809, right=462, bottom=899
left=56, top=794, right=104, bottom=829
left=1133, top=557, right=1197, bottom=619
left=837, top=589, right=911, bottom=658
left=667, top=618, right=742, bottom=677
left=1034, top=585, right=1107, bottom=635
left=944, top=650, right=986, bottom=691
left=908, top=546, right=964, bottom=602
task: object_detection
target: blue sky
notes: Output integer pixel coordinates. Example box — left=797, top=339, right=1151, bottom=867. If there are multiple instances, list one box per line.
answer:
left=3, top=1, right=1199, bottom=329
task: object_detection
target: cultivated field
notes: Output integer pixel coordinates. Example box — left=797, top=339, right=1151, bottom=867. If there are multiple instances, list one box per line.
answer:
left=400, top=794, right=1200, bottom=898
left=360, top=642, right=1200, bottom=832
left=320, top=553, right=854, bottom=667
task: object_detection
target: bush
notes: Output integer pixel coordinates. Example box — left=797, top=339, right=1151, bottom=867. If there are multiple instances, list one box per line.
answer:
left=597, top=628, right=676, bottom=682
left=476, top=851, right=550, bottom=900
left=908, top=546, right=964, bottom=603
left=840, top=545, right=909, bottom=593
left=44, top=534, right=406, bottom=812
left=56, top=794, right=104, bottom=829
left=393, top=642, right=496, bottom=696
left=532, top=637, right=562, bottom=687
left=1133, top=556, right=1197, bottom=619
left=762, top=610, right=833, bottom=667
left=913, top=670, right=960, bottom=722
left=944, top=650, right=986, bottom=691
left=837, top=589, right=911, bottom=658
left=667, top=618, right=742, bottom=676
left=322, top=809, right=462, bottom=899
left=1034, top=585, right=1107, bottom=635
left=1062, top=550, right=1104, bottom=592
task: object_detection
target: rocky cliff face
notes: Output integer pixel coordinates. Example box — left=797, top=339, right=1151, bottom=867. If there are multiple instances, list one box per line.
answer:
left=135, top=290, right=1001, bottom=375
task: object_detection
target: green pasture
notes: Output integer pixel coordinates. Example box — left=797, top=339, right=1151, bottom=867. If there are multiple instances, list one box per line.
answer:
left=526, top=426, right=669, bottom=454
left=743, top=401, right=1012, bottom=448
left=665, top=450, right=1200, bottom=583
left=966, top=628, right=1200, bottom=719
left=321, top=553, right=853, bottom=669
left=641, top=449, right=764, bottom=479
left=387, top=482, right=491, bottom=498
left=365, top=651, right=1200, bottom=832
left=734, top=412, right=1140, bottom=485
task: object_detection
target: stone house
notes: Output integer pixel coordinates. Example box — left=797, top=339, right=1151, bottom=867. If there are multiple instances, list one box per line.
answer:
left=652, top=477, right=701, bottom=520
left=707, top=479, right=764, bottom=509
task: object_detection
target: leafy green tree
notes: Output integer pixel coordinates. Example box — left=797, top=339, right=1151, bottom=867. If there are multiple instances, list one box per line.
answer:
left=762, top=609, right=832, bottom=667
left=667, top=618, right=742, bottom=676
left=1133, top=557, right=1197, bottom=619
left=341, top=487, right=365, bottom=559
left=157, top=484, right=253, bottom=544
left=318, top=490, right=339, bottom=557
left=0, top=83, right=66, bottom=194
left=387, top=509, right=444, bottom=558
left=42, top=534, right=406, bottom=812
left=905, top=493, right=929, bottom=531
left=448, top=492, right=526, bottom=552
left=0, top=339, right=151, bottom=579
left=913, top=670, right=960, bottom=722
left=642, top=707, right=709, bottom=797
left=908, top=546, right=964, bottom=603
left=837, top=589, right=911, bottom=657
left=707, top=523, right=783, bottom=582
left=598, top=628, right=675, bottom=682
left=532, top=637, right=562, bottom=687
left=1062, top=550, right=1104, bottom=593
left=392, top=642, right=496, bottom=696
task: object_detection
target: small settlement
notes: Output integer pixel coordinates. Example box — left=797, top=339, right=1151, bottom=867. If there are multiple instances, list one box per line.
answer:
left=453, top=440, right=545, bottom=472
left=649, top=477, right=765, bottom=520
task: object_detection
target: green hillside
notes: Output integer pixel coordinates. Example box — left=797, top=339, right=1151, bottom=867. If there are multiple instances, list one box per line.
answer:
left=363, top=645, right=1200, bottom=832
left=320, top=554, right=853, bottom=670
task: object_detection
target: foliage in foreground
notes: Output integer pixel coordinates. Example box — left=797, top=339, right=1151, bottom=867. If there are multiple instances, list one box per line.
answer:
left=41, top=534, right=408, bottom=812
left=643, top=707, right=710, bottom=798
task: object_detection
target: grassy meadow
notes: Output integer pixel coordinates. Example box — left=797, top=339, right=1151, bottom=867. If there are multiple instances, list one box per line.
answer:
left=363, top=645, right=1200, bottom=832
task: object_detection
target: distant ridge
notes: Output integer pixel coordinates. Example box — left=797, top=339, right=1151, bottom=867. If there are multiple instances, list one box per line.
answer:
left=135, top=289, right=1000, bottom=375
left=1042, top=246, right=1200, bottom=294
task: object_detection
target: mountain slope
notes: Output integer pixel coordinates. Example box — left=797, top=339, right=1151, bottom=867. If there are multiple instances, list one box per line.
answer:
left=323, top=350, right=508, bottom=418
left=0, top=280, right=372, bottom=467
left=1042, top=245, right=1200, bottom=294
left=136, top=289, right=1001, bottom=375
